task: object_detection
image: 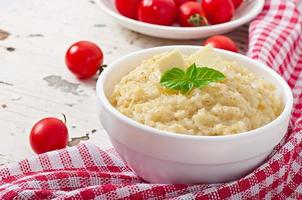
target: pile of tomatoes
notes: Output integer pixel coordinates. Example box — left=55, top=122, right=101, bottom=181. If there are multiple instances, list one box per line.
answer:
left=116, top=0, right=243, bottom=27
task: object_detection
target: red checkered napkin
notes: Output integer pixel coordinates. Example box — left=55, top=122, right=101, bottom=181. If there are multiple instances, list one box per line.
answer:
left=1, top=0, right=302, bottom=199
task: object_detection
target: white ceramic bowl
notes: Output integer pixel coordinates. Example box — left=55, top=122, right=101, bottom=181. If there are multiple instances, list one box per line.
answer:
left=96, top=0, right=265, bottom=39
left=96, top=46, right=293, bottom=184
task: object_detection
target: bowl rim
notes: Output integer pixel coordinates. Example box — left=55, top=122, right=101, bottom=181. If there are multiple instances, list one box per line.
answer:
left=96, top=0, right=265, bottom=32
left=96, top=45, right=293, bottom=141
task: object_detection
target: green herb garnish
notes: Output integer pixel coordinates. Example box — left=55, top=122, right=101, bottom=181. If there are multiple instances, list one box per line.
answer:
left=160, top=63, right=225, bottom=94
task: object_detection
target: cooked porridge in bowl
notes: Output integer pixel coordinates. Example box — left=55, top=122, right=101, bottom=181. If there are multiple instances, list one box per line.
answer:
left=110, top=46, right=283, bottom=136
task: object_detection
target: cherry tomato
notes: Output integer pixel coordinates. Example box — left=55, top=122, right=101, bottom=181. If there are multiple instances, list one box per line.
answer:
left=179, top=2, right=207, bottom=27
left=138, top=0, right=177, bottom=26
left=232, top=0, right=243, bottom=9
left=65, top=41, right=103, bottom=79
left=174, top=0, right=196, bottom=7
left=115, top=0, right=141, bottom=19
left=30, top=118, right=69, bottom=154
left=204, top=35, right=238, bottom=53
left=201, top=0, right=234, bottom=25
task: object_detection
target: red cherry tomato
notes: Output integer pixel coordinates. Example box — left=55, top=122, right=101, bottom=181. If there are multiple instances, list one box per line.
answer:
left=65, top=41, right=103, bottom=79
left=232, top=0, right=243, bottom=9
left=174, top=0, right=196, bottom=7
left=30, top=118, right=69, bottom=154
left=204, top=35, right=238, bottom=53
left=115, top=0, right=141, bottom=19
left=138, top=0, right=177, bottom=26
left=201, top=0, right=234, bottom=25
left=179, top=2, right=208, bottom=27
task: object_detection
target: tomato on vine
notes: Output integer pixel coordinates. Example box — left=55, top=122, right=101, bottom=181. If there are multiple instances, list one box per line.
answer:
left=179, top=2, right=208, bottom=27
left=138, top=0, right=177, bottom=26
left=30, top=117, right=68, bottom=154
left=115, top=0, right=141, bottom=19
left=201, top=0, right=234, bottom=25
left=65, top=41, right=104, bottom=79
left=204, top=35, right=238, bottom=53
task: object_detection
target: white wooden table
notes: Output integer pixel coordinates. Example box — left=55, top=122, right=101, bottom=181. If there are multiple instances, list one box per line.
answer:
left=0, top=0, right=249, bottom=166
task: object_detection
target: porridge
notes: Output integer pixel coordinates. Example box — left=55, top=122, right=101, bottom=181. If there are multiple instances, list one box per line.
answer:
left=110, top=46, right=283, bottom=136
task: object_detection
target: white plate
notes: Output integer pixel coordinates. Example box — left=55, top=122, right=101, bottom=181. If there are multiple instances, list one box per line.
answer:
left=97, top=0, right=265, bottom=40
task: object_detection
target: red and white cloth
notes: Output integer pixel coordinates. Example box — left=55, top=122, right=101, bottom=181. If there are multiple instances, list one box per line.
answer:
left=1, top=0, right=302, bottom=199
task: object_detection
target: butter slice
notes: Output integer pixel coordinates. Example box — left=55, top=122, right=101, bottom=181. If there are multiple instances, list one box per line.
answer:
left=185, top=45, right=224, bottom=68
left=157, top=49, right=185, bottom=73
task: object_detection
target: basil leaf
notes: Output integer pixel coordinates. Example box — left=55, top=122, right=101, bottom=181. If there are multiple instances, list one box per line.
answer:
left=160, top=67, right=185, bottom=90
left=160, top=63, right=225, bottom=94
left=194, top=67, right=225, bottom=89
left=185, top=63, right=197, bottom=79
